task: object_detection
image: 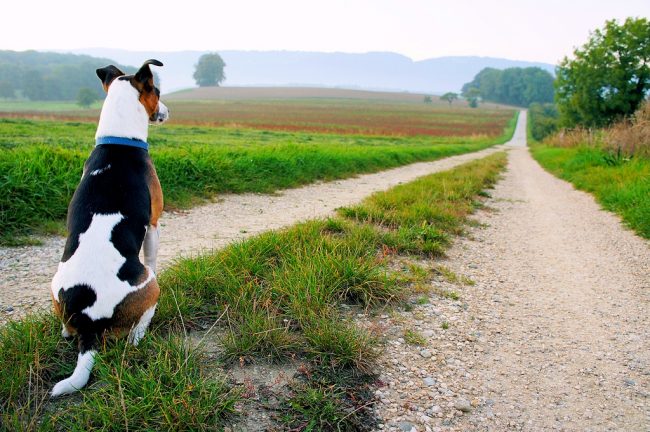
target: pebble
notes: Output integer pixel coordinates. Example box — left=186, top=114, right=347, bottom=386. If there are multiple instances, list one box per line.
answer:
left=398, top=421, right=417, bottom=432
left=423, top=377, right=436, bottom=386
left=420, top=349, right=432, bottom=358
left=454, top=399, right=472, bottom=413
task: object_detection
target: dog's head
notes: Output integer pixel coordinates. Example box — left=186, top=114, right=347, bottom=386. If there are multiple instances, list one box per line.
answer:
left=96, top=59, right=169, bottom=124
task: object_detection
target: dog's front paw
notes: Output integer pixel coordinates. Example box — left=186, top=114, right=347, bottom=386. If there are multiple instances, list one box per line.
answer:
left=51, top=378, right=78, bottom=397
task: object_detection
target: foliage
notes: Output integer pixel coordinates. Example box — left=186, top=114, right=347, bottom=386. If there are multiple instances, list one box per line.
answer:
left=0, top=50, right=136, bottom=101
left=462, top=67, right=554, bottom=107
left=542, top=101, right=650, bottom=158
left=528, top=102, right=560, bottom=141
left=440, top=92, right=458, bottom=106
left=555, top=17, right=650, bottom=128
left=76, top=87, right=98, bottom=108
left=193, top=53, right=226, bottom=87
left=423, top=95, right=432, bottom=104
left=464, top=87, right=480, bottom=108
left=0, top=80, right=14, bottom=98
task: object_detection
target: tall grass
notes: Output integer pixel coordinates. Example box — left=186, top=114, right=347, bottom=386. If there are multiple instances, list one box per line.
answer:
left=1, top=115, right=516, bottom=244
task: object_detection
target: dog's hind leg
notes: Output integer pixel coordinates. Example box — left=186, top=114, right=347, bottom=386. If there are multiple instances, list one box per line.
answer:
left=143, top=224, right=160, bottom=273
left=51, top=332, right=98, bottom=397
left=128, top=303, right=157, bottom=346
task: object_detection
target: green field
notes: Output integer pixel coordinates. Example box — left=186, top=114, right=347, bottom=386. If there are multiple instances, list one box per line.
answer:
left=0, top=107, right=516, bottom=244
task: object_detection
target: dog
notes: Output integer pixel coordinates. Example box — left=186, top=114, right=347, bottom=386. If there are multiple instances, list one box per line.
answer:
left=50, top=59, right=169, bottom=397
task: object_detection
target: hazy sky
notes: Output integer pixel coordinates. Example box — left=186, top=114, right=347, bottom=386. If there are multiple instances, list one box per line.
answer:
left=2, top=0, right=648, bottom=64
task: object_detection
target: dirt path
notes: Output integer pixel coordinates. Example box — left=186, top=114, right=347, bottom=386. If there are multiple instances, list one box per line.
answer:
left=0, top=134, right=514, bottom=323
left=374, top=116, right=649, bottom=431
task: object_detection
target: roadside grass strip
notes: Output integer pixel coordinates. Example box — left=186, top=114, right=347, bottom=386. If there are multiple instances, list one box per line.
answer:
left=0, top=152, right=506, bottom=430
left=531, top=146, right=650, bottom=239
left=0, top=114, right=517, bottom=245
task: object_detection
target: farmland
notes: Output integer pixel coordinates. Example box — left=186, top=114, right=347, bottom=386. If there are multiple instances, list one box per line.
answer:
left=0, top=87, right=513, bottom=137
left=0, top=94, right=515, bottom=244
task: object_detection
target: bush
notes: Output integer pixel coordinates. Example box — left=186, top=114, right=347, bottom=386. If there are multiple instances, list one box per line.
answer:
left=528, top=103, right=559, bottom=141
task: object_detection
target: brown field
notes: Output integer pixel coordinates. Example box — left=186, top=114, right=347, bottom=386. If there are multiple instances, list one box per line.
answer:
left=0, top=87, right=514, bottom=137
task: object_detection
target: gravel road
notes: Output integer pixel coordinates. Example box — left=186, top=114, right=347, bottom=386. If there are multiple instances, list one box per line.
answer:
left=373, top=112, right=649, bottom=431
left=0, top=135, right=510, bottom=323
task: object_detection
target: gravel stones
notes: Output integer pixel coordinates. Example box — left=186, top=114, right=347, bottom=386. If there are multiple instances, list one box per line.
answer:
left=370, top=139, right=650, bottom=431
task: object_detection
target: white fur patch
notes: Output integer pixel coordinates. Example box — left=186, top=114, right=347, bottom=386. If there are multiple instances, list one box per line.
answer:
left=154, top=101, right=169, bottom=124
left=128, top=303, right=157, bottom=346
left=51, top=213, right=154, bottom=320
left=51, top=350, right=97, bottom=397
left=90, top=164, right=111, bottom=176
left=95, top=79, right=149, bottom=141
left=143, top=224, right=160, bottom=273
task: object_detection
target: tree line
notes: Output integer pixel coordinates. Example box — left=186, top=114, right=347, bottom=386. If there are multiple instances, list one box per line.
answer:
left=461, top=67, right=554, bottom=107
left=0, top=51, right=137, bottom=102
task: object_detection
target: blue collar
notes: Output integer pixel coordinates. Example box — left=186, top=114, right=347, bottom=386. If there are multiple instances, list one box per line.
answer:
left=96, top=136, right=149, bottom=150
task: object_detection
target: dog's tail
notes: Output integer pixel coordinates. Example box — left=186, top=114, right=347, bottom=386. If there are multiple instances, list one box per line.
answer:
left=51, top=332, right=98, bottom=397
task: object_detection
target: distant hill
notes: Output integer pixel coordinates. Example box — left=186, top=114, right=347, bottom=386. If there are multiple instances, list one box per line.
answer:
left=65, top=48, right=555, bottom=94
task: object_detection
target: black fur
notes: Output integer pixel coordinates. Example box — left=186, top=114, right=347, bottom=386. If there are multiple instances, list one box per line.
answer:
left=55, top=144, right=153, bottom=342
left=96, top=65, right=125, bottom=88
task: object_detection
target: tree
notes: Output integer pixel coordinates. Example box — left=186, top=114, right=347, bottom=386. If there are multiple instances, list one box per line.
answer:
left=462, top=67, right=554, bottom=106
left=0, top=80, right=14, bottom=98
left=423, top=95, right=432, bottom=104
left=440, top=92, right=458, bottom=106
left=555, top=17, right=650, bottom=128
left=464, top=87, right=480, bottom=108
left=77, top=87, right=98, bottom=108
left=193, top=53, right=226, bottom=87
left=22, top=70, right=46, bottom=100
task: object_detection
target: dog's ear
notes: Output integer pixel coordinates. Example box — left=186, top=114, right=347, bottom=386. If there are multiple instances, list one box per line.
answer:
left=134, top=59, right=163, bottom=84
left=96, top=65, right=125, bottom=92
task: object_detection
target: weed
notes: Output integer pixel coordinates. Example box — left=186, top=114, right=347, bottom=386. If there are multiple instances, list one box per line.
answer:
left=403, top=329, right=427, bottom=346
left=441, top=322, right=450, bottom=330
left=433, top=265, right=475, bottom=286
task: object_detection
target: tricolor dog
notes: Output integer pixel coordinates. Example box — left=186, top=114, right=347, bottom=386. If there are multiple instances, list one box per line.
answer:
left=50, top=59, right=169, bottom=396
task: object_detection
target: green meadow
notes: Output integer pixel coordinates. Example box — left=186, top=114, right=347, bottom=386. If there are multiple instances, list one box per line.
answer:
left=0, top=113, right=516, bottom=244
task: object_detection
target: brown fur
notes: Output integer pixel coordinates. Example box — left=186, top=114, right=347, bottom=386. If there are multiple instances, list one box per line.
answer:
left=51, top=291, right=77, bottom=337
left=111, top=277, right=160, bottom=337
left=146, top=159, right=164, bottom=227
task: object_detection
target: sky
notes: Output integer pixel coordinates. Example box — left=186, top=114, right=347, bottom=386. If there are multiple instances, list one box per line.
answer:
left=1, top=0, right=648, bottom=65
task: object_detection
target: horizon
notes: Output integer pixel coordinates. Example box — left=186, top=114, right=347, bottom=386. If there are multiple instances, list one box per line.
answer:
left=2, top=0, right=648, bottom=65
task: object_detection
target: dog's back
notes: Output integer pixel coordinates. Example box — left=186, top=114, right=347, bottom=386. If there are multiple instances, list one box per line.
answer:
left=52, top=145, right=157, bottom=336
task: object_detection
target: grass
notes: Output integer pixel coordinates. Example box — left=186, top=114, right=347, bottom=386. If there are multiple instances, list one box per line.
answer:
left=403, top=329, right=427, bottom=346
left=433, top=265, right=475, bottom=286
left=0, top=112, right=517, bottom=245
left=529, top=101, right=649, bottom=239
left=531, top=146, right=650, bottom=239
left=0, top=152, right=507, bottom=430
